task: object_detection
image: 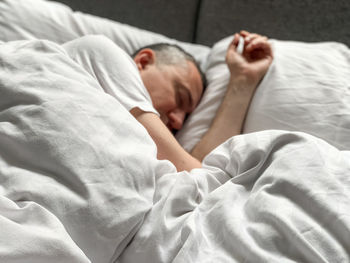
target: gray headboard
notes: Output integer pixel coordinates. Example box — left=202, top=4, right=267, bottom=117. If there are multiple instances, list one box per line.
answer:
left=57, top=0, right=201, bottom=43
left=196, top=0, right=350, bottom=46
left=57, top=0, right=350, bottom=47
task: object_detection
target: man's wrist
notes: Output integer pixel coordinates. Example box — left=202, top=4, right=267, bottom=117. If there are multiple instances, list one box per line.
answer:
left=228, top=74, right=257, bottom=96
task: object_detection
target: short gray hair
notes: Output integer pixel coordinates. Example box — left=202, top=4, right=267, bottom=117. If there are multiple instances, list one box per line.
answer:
left=132, top=43, right=206, bottom=87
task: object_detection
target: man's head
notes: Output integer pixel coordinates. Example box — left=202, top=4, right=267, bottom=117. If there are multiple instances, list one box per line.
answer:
left=132, top=44, right=205, bottom=132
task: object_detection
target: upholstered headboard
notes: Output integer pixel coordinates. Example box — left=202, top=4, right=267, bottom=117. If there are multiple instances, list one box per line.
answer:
left=57, top=0, right=350, bottom=46
left=196, top=0, right=350, bottom=46
left=56, top=0, right=201, bottom=42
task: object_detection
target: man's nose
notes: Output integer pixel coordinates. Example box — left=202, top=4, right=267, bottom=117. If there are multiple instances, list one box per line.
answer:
left=168, top=110, right=186, bottom=131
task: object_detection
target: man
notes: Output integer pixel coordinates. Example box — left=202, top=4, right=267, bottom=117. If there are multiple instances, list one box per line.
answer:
left=130, top=31, right=273, bottom=171
left=63, top=30, right=273, bottom=172
left=131, top=43, right=206, bottom=133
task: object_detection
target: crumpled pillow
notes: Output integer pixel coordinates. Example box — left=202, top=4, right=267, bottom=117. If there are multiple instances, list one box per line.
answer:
left=0, top=0, right=210, bottom=69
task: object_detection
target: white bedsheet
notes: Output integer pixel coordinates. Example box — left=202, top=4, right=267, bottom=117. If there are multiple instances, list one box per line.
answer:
left=0, top=39, right=350, bottom=263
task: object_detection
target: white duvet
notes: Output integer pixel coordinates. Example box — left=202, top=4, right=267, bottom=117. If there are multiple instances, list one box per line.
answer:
left=0, top=39, right=163, bottom=262
left=0, top=39, right=349, bottom=263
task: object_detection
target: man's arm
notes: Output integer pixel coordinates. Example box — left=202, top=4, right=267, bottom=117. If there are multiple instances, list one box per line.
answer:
left=191, top=31, right=273, bottom=161
left=131, top=108, right=202, bottom=171
left=133, top=31, right=273, bottom=171
left=191, top=76, right=257, bottom=161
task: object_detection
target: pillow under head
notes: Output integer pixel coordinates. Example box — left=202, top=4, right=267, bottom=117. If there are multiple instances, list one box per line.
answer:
left=176, top=36, right=350, bottom=151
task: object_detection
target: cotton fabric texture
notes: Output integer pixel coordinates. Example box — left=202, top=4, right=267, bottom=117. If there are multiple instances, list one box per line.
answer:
left=62, top=35, right=157, bottom=115
left=176, top=36, right=350, bottom=151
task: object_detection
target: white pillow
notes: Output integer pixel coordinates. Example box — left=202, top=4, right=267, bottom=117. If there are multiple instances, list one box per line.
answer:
left=0, top=0, right=210, bottom=70
left=176, top=36, right=350, bottom=151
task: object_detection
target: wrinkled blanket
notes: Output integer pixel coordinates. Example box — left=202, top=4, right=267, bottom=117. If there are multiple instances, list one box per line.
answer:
left=0, top=40, right=349, bottom=263
left=121, top=131, right=350, bottom=262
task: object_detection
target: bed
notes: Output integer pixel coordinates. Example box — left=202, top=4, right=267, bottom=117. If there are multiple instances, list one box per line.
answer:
left=0, top=0, right=350, bottom=262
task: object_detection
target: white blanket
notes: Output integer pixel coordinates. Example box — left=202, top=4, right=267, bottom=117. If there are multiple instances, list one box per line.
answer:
left=1, top=40, right=350, bottom=262
left=0, top=39, right=168, bottom=262
left=121, top=131, right=350, bottom=262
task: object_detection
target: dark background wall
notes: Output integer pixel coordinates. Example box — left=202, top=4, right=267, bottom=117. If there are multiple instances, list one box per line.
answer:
left=196, top=0, right=350, bottom=46
left=58, top=0, right=201, bottom=43
left=57, top=0, right=350, bottom=47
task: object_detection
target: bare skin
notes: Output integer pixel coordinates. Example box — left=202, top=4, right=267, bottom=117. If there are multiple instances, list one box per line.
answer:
left=132, top=31, right=273, bottom=171
left=192, top=31, right=274, bottom=160
left=133, top=49, right=203, bottom=131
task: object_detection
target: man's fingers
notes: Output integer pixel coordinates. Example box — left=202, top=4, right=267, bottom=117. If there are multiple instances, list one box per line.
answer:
left=233, top=33, right=240, bottom=47
left=229, top=32, right=267, bottom=53
left=228, top=33, right=240, bottom=50
left=226, top=33, right=242, bottom=63
left=240, top=30, right=250, bottom=37
left=227, top=31, right=273, bottom=65
left=244, top=33, right=266, bottom=45
left=245, top=36, right=270, bottom=53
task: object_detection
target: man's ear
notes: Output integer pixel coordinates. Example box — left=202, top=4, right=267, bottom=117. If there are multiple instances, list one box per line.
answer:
left=133, top=49, right=156, bottom=71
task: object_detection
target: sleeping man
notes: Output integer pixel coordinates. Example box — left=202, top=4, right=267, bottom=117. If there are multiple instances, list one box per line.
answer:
left=62, top=30, right=273, bottom=172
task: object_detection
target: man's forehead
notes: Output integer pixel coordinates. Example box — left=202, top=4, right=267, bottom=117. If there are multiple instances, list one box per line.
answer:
left=167, top=61, right=203, bottom=108
left=186, top=61, right=204, bottom=107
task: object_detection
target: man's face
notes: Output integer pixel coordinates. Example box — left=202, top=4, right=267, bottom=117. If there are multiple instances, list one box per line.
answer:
left=134, top=50, right=203, bottom=132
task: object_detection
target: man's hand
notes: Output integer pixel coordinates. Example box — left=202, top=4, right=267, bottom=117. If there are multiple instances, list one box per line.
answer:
left=191, top=31, right=273, bottom=161
left=226, top=30, right=273, bottom=87
left=134, top=31, right=274, bottom=170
